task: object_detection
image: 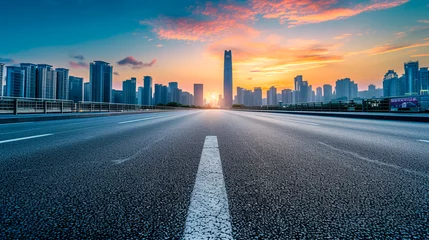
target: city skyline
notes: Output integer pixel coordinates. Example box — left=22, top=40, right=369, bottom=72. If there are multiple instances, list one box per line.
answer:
left=1, top=0, right=428, bottom=98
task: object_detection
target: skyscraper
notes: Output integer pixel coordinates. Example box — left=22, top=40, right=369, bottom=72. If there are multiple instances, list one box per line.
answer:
left=168, top=82, right=179, bottom=103
left=323, top=84, right=333, bottom=102
left=194, top=84, right=204, bottom=107
left=0, top=63, right=4, bottom=96
left=282, top=89, right=293, bottom=104
left=253, top=87, right=262, bottom=106
left=404, top=61, right=419, bottom=95
left=236, top=87, right=244, bottom=105
left=123, top=78, right=137, bottom=104
left=69, top=76, right=83, bottom=103
left=267, top=86, right=277, bottom=106
left=137, top=86, right=144, bottom=105
left=335, top=78, right=357, bottom=100
left=56, top=68, right=69, bottom=100
left=223, top=50, right=233, bottom=108
left=6, top=66, right=25, bottom=97
left=36, top=64, right=57, bottom=99
left=90, top=61, right=112, bottom=103
left=419, top=67, right=428, bottom=95
left=21, top=63, right=37, bottom=98
left=84, top=82, right=91, bottom=102
left=316, top=87, right=322, bottom=102
left=143, top=76, right=152, bottom=105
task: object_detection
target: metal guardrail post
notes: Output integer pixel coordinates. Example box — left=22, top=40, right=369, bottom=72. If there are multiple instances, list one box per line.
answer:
left=14, top=98, right=18, bottom=115
left=108, top=103, right=111, bottom=112
left=362, top=100, right=365, bottom=112
left=339, top=101, right=342, bottom=112
left=44, top=101, right=47, bottom=114
left=61, top=101, right=64, bottom=113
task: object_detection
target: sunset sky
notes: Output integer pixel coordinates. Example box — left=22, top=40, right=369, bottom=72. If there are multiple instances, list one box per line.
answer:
left=1, top=0, right=429, bottom=98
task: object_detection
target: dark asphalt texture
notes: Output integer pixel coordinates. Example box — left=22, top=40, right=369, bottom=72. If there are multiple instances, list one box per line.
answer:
left=1, top=110, right=428, bottom=239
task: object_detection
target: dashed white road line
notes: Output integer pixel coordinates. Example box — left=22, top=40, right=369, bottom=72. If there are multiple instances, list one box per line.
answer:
left=183, top=136, right=233, bottom=239
left=418, top=140, right=429, bottom=143
left=0, top=134, right=53, bottom=144
left=118, top=116, right=165, bottom=124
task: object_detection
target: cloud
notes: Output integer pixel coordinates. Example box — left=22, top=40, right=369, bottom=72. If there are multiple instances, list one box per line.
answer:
left=69, top=61, right=88, bottom=69
left=156, top=44, right=163, bottom=47
left=366, top=41, right=429, bottom=55
left=142, top=0, right=406, bottom=42
left=117, top=56, right=156, bottom=69
left=252, top=0, right=409, bottom=27
left=207, top=36, right=343, bottom=75
left=418, top=20, right=429, bottom=23
left=0, top=58, right=14, bottom=63
left=69, top=53, right=84, bottom=61
left=333, top=33, right=352, bottom=40
left=411, top=53, right=429, bottom=57
left=113, top=72, right=120, bottom=76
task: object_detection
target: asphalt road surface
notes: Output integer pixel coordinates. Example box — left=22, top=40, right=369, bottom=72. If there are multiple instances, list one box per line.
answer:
left=1, top=110, right=428, bottom=239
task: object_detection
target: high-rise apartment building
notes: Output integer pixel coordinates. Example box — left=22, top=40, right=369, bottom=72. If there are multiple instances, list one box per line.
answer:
left=143, top=76, right=152, bottom=105
left=335, top=78, right=358, bottom=100
left=90, top=61, right=112, bottom=103
left=223, top=50, right=233, bottom=108
left=56, top=68, right=69, bottom=100
left=253, top=87, right=262, bottom=106
left=282, top=89, right=293, bottom=104
left=404, top=61, right=419, bottom=95
left=236, top=87, right=244, bottom=105
left=0, top=63, right=4, bottom=96
left=323, top=84, right=333, bottom=102
left=6, top=66, right=25, bottom=97
left=69, top=76, right=83, bottom=103
left=137, top=86, right=144, bottom=105
left=36, top=64, right=57, bottom=99
left=123, top=78, right=137, bottom=104
left=194, top=84, right=204, bottom=107
left=21, top=63, right=37, bottom=98
left=168, top=82, right=179, bottom=103
left=316, top=87, right=322, bottom=102
left=84, top=82, right=91, bottom=102
left=419, top=67, right=429, bottom=95
left=267, top=86, right=277, bottom=106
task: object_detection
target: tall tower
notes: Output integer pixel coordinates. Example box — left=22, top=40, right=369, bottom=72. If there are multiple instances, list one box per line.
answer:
left=404, top=61, right=419, bottom=95
left=194, top=84, right=204, bottom=107
left=56, top=68, right=69, bottom=100
left=143, top=76, right=153, bottom=105
left=90, top=61, right=112, bottom=103
left=223, top=50, right=233, bottom=108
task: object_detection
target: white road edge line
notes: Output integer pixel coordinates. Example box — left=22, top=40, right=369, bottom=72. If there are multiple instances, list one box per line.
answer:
left=183, top=136, right=233, bottom=240
left=417, top=140, right=429, bottom=143
left=118, top=116, right=164, bottom=124
left=0, top=134, right=53, bottom=144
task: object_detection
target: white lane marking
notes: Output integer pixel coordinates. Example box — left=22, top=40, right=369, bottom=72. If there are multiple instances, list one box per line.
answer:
left=418, top=140, right=429, bottom=143
left=183, top=136, right=233, bottom=240
left=0, top=134, right=53, bottom=144
left=318, top=142, right=429, bottom=178
left=118, top=116, right=165, bottom=124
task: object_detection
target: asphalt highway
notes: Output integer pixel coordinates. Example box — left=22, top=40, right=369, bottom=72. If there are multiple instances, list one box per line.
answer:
left=1, top=110, right=428, bottom=239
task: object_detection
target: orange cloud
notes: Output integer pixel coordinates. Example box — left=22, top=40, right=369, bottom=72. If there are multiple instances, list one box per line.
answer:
left=411, top=53, right=429, bottom=57
left=333, top=33, right=352, bottom=40
left=366, top=41, right=429, bottom=55
left=251, top=0, right=408, bottom=27
left=207, top=36, right=343, bottom=75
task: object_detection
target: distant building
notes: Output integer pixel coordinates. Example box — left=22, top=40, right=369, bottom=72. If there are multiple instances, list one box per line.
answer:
left=84, top=82, right=91, bottom=102
left=194, top=84, right=204, bottom=107
left=21, top=63, right=37, bottom=98
left=404, top=61, right=419, bottom=95
left=267, top=86, right=277, bottom=106
left=316, top=87, right=322, bottom=102
left=253, top=87, right=262, bottom=106
left=420, top=67, right=429, bottom=95
left=123, top=78, right=136, bottom=104
left=0, top=63, right=4, bottom=96
left=168, top=82, right=179, bottom=103
left=383, top=70, right=405, bottom=97
left=111, top=89, right=124, bottom=103
left=137, top=86, right=144, bottom=105
left=56, top=68, right=69, bottom=100
left=90, top=61, right=112, bottom=103
left=223, top=50, right=233, bottom=107
left=180, top=91, right=193, bottom=106
left=143, top=76, right=152, bottom=105
left=69, top=76, right=83, bottom=103
left=236, top=87, right=244, bottom=105
left=6, top=66, right=25, bottom=97
left=36, top=64, right=56, bottom=99
left=323, top=84, right=333, bottom=102
left=335, top=78, right=358, bottom=100
left=282, top=89, right=293, bottom=104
